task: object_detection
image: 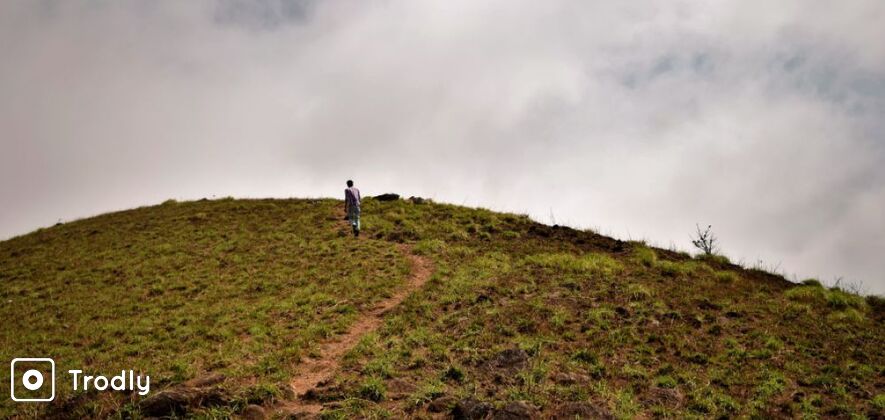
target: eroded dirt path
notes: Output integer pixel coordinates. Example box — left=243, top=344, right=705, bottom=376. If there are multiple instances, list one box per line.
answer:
left=277, top=244, right=433, bottom=415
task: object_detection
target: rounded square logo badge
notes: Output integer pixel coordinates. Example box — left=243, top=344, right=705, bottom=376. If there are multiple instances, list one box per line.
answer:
left=10, top=358, right=55, bottom=402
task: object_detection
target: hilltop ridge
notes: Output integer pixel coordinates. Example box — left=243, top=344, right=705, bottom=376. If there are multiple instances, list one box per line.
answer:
left=0, top=197, right=882, bottom=418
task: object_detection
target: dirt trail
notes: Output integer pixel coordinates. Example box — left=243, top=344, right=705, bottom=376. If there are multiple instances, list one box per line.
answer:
left=277, top=244, right=433, bottom=415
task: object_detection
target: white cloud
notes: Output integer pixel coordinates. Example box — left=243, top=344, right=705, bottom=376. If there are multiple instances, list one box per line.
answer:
left=1, top=0, right=883, bottom=292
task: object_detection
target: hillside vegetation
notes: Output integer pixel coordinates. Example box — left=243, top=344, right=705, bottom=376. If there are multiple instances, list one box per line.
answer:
left=0, top=197, right=882, bottom=419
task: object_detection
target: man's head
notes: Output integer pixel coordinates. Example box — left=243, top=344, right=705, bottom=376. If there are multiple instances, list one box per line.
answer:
left=346, top=180, right=354, bottom=187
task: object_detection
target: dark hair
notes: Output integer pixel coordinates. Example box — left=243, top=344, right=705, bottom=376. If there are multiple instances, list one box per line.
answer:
left=346, top=180, right=354, bottom=187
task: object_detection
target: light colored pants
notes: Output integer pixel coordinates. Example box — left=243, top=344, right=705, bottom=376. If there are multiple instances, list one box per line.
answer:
left=347, top=206, right=361, bottom=231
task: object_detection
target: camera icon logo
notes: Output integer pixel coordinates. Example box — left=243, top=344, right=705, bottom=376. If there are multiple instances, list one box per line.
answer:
left=10, top=358, right=55, bottom=402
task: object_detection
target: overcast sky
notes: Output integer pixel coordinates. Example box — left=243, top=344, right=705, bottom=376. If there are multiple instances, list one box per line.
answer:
left=1, top=1, right=883, bottom=294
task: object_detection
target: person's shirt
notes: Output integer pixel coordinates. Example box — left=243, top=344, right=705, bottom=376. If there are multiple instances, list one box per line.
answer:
left=345, top=187, right=361, bottom=209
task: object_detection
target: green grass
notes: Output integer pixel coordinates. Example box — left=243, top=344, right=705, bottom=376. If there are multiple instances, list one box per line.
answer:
left=0, top=198, right=410, bottom=417
left=522, top=252, right=623, bottom=278
left=715, top=270, right=739, bottom=283
left=358, top=376, right=387, bottom=402
left=1, top=197, right=882, bottom=418
left=632, top=246, right=657, bottom=268
left=658, top=260, right=688, bottom=277
left=873, top=393, right=885, bottom=410
left=326, top=199, right=883, bottom=418
left=786, top=283, right=870, bottom=326
left=694, top=253, right=731, bottom=266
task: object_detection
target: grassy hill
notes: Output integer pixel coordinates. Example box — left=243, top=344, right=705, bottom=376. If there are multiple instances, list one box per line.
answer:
left=0, top=197, right=882, bottom=419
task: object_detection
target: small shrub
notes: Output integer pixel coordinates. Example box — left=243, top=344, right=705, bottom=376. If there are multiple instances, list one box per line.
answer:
left=550, top=309, right=569, bottom=329
left=691, top=224, right=719, bottom=255
left=413, top=239, right=446, bottom=256
left=872, top=394, right=885, bottom=410
left=764, top=336, right=783, bottom=351
left=633, top=247, right=657, bottom=268
left=408, top=356, right=427, bottom=370
left=754, top=371, right=787, bottom=401
left=448, top=245, right=474, bottom=258
left=799, top=394, right=823, bottom=417
left=785, top=285, right=828, bottom=304
left=613, top=390, right=640, bottom=418
left=686, top=352, right=709, bottom=365
left=363, top=358, right=393, bottom=378
left=622, top=365, right=648, bottom=379
left=826, top=308, right=865, bottom=325
left=801, top=278, right=823, bottom=287
left=788, top=283, right=868, bottom=315
left=447, top=230, right=470, bottom=241
left=655, top=375, right=678, bottom=388
left=867, top=295, right=885, bottom=315
left=243, top=383, right=282, bottom=405
left=586, top=307, right=615, bottom=328
left=473, top=252, right=513, bottom=276
left=442, top=365, right=465, bottom=382
left=169, top=360, right=191, bottom=382
left=572, top=349, right=598, bottom=364
left=749, top=348, right=773, bottom=360
left=826, top=289, right=866, bottom=311
left=523, top=253, right=623, bottom=278
left=687, top=261, right=715, bottom=276
left=696, top=253, right=731, bottom=265
left=782, top=302, right=812, bottom=319
left=658, top=261, right=687, bottom=277
left=517, top=338, right=545, bottom=357
left=715, top=271, right=738, bottom=283
left=502, top=230, right=521, bottom=239
left=408, top=381, right=445, bottom=408
left=587, top=362, right=606, bottom=379
left=715, top=393, right=741, bottom=413
left=687, top=394, right=715, bottom=414
left=359, top=377, right=387, bottom=402
left=625, top=284, right=652, bottom=301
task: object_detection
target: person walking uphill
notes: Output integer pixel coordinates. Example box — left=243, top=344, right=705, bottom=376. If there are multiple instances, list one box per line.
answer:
left=344, top=180, right=361, bottom=237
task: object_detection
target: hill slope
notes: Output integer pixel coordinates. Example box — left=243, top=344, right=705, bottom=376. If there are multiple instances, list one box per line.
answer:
left=0, top=197, right=882, bottom=418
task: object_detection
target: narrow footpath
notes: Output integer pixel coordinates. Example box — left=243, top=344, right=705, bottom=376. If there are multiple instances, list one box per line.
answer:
left=277, top=243, right=433, bottom=416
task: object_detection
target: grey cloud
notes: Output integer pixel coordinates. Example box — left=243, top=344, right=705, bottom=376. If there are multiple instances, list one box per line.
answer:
left=214, top=0, right=316, bottom=30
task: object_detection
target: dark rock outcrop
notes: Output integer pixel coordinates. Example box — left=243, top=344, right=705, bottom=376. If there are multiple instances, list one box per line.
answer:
left=241, top=404, right=267, bottom=420
left=492, top=401, right=539, bottom=419
left=549, top=372, right=591, bottom=385
left=453, top=397, right=493, bottom=420
left=428, top=395, right=457, bottom=412
left=489, top=348, right=529, bottom=371
left=374, top=193, right=400, bottom=201
left=641, top=387, right=683, bottom=407
left=551, top=402, right=614, bottom=419
left=139, top=374, right=228, bottom=417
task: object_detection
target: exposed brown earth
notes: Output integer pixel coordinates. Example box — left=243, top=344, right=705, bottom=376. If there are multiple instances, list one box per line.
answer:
left=277, top=244, right=433, bottom=416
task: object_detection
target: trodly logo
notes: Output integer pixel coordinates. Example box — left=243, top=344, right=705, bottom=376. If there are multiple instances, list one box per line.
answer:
left=68, top=370, right=150, bottom=396
left=10, top=358, right=55, bottom=402
left=9, top=358, right=151, bottom=403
